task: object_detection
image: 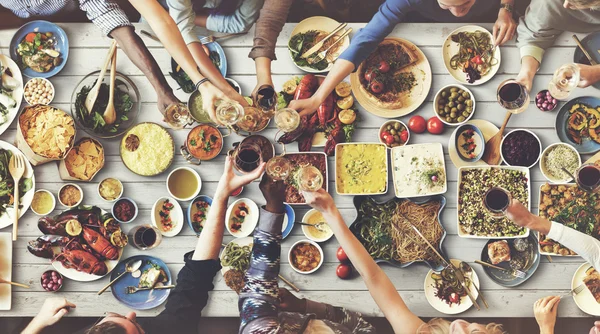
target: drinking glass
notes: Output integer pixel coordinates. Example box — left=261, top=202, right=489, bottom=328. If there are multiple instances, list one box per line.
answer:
left=548, top=63, right=580, bottom=100
left=236, top=106, right=269, bottom=133
left=266, top=156, right=292, bottom=181
left=216, top=99, right=244, bottom=126
left=575, top=164, right=600, bottom=193
left=164, top=103, right=193, bottom=129
left=231, top=141, right=263, bottom=173
left=255, top=85, right=277, bottom=117
left=129, top=225, right=162, bottom=250
left=483, top=187, right=512, bottom=219
left=274, top=108, right=301, bottom=133
left=297, top=165, right=323, bottom=192
left=497, top=79, right=530, bottom=114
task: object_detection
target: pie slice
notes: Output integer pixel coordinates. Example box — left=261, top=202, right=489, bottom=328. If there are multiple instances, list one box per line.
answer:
left=487, top=240, right=511, bottom=265
left=584, top=267, right=600, bottom=303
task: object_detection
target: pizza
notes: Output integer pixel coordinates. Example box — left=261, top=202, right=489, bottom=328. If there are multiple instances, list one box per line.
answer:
left=357, top=39, right=418, bottom=109
left=584, top=267, right=600, bottom=303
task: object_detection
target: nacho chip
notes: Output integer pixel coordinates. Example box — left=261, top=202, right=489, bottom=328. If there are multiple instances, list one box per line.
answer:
left=64, top=138, right=104, bottom=180
left=19, top=105, right=75, bottom=159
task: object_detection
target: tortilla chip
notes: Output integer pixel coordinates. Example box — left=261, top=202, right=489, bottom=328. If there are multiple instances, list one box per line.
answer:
left=63, top=138, right=104, bottom=180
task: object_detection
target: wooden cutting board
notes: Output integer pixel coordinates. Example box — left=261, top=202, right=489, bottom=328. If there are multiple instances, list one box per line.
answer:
left=585, top=151, right=600, bottom=164
left=0, top=232, right=12, bottom=310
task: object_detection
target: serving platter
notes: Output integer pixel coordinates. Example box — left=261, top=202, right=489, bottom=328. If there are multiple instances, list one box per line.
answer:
left=424, top=259, right=480, bottom=315
left=573, top=31, right=600, bottom=90
left=110, top=255, right=172, bottom=310
left=350, top=37, right=432, bottom=118
left=479, top=234, right=541, bottom=287
left=0, top=140, right=35, bottom=229
left=390, top=143, right=447, bottom=198
left=0, top=55, right=23, bottom=137
left=442, top=25, right=501, bottom=85
left=0, top=232, right=12, bottom=310
left=225, top=198, right=259, bottom=238
left=555, top=96, right=600, bottom=154
left=448, top=119, right=499, bottom=168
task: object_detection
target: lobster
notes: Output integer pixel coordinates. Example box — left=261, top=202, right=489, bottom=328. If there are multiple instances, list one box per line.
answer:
left=298, top=114, right=319, bottom=152
left=293, top=74, right=318, bottom=100
left=278, top=115, right=308, bottom=144
left=317, top=93, right=336, bottom=126
left=28, top=235, right=108, bottom=276
left=82, top=227, right=118, bottom=260
left=55, top=249, right=108, bottom=276
left=27, top=235, right=70, bottom=259
left=325, top=121, right=345, bottom=156
left=38, top=210, right=100, bottom=236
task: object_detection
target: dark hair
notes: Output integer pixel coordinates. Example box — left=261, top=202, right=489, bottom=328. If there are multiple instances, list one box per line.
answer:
left=85, top=321, right=127, bottom=334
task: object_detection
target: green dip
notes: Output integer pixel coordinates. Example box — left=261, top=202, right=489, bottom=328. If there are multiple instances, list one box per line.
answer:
left=188, top=90, right=215, bottom=124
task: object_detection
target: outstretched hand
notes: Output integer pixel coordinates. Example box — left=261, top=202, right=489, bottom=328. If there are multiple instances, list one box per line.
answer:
left=23, top=297, right=76, bottom=333
left=534, top=296, right=560, bottom=334
left=259, top=172, right=286, bottom=213
left=278, top=288, right=306, bottom=313
left=302, top=188, right=336, bottom=215
left=288, top=97, right=320, bottom=118
left=216, top=156, right=265, bottom=200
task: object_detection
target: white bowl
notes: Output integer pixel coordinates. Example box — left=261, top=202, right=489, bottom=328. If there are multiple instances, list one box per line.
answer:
left=539, top=143, right=581, bottom=183
left=378, top=120, right=410, bottom=148
left=225, top=198, right=259, bottom=238
left=23, top=77, right=54, bottom=105
left=301, top=209, right=333, bottom=242
left=433, top=84, right=476, bottom=126
left=166, top=167, right=202, bottom=201
left=57, top=183, right=83, bottom=208
left=151, top=197, right=184, bottom=237
left=97, top=178, right=123, bottom=203
left=31, top=189, right=55, bottom=215
left=288, top=239, right=324, bottom=274
left=500, top=129, right=542, bottom=169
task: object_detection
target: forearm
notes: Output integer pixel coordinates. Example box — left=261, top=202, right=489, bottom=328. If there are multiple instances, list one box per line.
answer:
left=21, top=319, right=44, bottom=334
left=192, top=192, right=228, bottom=261
left=255, top=57, right=273, bottom=86
left=312, top=60, right=354, bottom=103
left=110, top=27, right=172, bottom=96
left=546, top=221, right=600, bottom=270
left=188, top=43, right=237, bottom=96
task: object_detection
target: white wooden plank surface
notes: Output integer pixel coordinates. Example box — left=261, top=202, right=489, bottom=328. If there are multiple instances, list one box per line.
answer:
left=0, top=22, right=595, bottom=319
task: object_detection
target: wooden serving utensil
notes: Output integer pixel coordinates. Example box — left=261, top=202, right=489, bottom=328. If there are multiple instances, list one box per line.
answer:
left=482, top=111, right=512, bottom=165
left=102, top=51, right=117, bottom=125
left=9, top=154, right=24, bottom=241
left=85, top=40, right=117, bottom=115
left=0, top=277, right=29, bottom=289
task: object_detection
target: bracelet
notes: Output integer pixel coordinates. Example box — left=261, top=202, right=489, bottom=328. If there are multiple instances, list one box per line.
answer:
left=500, top=3, right=513, bottom=13
left=195, top=78, right=209, bottom=90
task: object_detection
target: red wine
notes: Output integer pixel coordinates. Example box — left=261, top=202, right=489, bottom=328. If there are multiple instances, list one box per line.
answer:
left=237, top=149, right=260, bottom=172
left=134, top=227, right=157, bottom=248
left=485, top=188, right=510, bottom=212
left=578, top=166, right=600, bottom=191
left=499, top=82, right=521, bottom=102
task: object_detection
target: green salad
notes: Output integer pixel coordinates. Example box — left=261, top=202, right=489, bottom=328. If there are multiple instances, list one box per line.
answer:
left=75, top=81, right=133, bottom=134
left=0, top=149, right=33, bottom=217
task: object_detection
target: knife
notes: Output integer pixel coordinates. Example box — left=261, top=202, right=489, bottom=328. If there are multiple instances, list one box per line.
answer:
left=301, top=23, right=347, bottom=59
left=572, top=35, right=598, bottom=65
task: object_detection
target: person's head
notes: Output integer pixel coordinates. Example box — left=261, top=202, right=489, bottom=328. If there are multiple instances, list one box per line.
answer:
left=86, top=312, right=144, bottom=334
left=437, top=0, right=477, bottom=17
left=420, top=318, right=506, bottom=334
left=563, top=0, right=600, bottom=10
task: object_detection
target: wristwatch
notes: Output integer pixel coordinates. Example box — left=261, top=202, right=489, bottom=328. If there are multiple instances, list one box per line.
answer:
left=500, top=3, right=514, bottom=13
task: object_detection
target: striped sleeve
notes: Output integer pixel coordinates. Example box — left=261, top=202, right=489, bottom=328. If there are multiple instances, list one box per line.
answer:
left=78, top=0, right=132, bottom=36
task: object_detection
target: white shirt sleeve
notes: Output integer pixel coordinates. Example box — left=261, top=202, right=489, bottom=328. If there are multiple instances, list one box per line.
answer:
left=167, top=0, right=200, bottom=45
left=548, top=221, right=600, bottom=270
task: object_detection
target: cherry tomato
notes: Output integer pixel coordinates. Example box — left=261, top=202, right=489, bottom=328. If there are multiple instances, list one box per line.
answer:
left=427, top=116, right=445, bottom=135
left=400, top=130, right=409, bottom=143
left=378, top=60, right=390, bottom=73
left=449, top=292, right=460, bottom=304
left=370, top=80, right=384, bottom=94
left=25, top=33, right=36, bottom=43
left=470, top=55, right=483, bottom=65
left=380, top=131, right=391, bottom=141
left=336, top=246, right=349, bottom=263
left=364, top=68, right=374, bottom=82
left=336, top=263, right=353, bottom=279
left=408, top=115, right=427, bottom=134
left=384, top=135, right=395, bottom=145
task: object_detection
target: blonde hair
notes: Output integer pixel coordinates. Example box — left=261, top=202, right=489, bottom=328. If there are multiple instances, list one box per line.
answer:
left=417, top=318, right=507, bottom=334
left=565, top=0, right=600, bottom=9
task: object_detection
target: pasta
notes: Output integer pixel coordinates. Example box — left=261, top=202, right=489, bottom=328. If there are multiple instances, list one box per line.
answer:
left=222, top=242, right=252, bottom=272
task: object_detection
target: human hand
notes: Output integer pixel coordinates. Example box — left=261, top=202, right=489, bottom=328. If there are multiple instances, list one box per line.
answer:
left=215, top=156, right=265, bottom=200
left=198, top=81, right=228, bottom=125
left=576, top=64, right=600, bottom=88
left=156, top=90, right=180, bottom=116
left=288, top=97, right=320, bottom=118
left=25, top=297, right=76, bottom=333
left=278, top=288, right=306, bottom=313
left=506, top=199, right=533, bottom=227
left=493, top=9, right=517, bottom=46
left=259, top=172, right=286, bottom=213
left=589, top=321, right=600, bottom=334
left=534, top=296, right=560, bottom=334
left=302, top=188, right=337, bottom=215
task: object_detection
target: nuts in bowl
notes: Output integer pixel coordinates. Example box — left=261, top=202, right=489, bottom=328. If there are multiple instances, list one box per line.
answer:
left=434, top=84, right=475, bottom=126
left=379, top=120, right=409, bottom=148
left=24, top=78, right=54, bottom=105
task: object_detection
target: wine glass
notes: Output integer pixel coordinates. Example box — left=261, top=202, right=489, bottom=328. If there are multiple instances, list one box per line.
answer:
left=575, top=164, right=600, bottom=193
left=164, top=103, right=193, bottom=129
left=255, top=85, right=277, bottom=117
left=497, top=79, right=530, bottom=114
left=483, top=187, right=511, bottom=219
left=266, top=156, right=292, bottom=181
left=548, top=63, right=580, bottom=100
left=231, top=141, right=263, bottom=174
left=297, top=165, right=323, bottom=192
left=216, top=99, right=244, bottom=126
left=274, top=108, right=301, bottom=132
left=236, top=106, right=269, bottom=133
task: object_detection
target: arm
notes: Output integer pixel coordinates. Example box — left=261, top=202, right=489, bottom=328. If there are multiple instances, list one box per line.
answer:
left=22, top=298, right=75, bottom=334
left=533, top=296, right=561, bottom=334
left=288, top=0, right=413, bottom=116
left=492, top=0, right=516, bottom=46
left=302, top=190, right=425, bottom=334
left=205, top=0, right=264, bottom=34
left=109, top=26, right=179, bottom=114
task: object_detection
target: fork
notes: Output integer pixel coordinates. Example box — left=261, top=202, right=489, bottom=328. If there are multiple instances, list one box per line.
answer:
left=308, top=28, right=352, bottom=65
left=562, top=284, right=585, bottom=298
left=125, top=285, right=175, bottom=294
left=474, top=260, right=526, bottom=278
left=9, top=154, right=25, bottom=241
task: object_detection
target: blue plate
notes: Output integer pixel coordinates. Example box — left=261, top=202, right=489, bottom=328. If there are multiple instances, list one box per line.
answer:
left=573, top=31, right=600, bottom=90
left=282, top=204, right=295, bottom=239
left=454, top=124, right=485, bottom=162
left=186, top=195, right=213, bottom=236
left=480, top=234, right=541, bottom=287
left=201, top=38, right=227, bottom=77
left=10, top=20, right=69, bottom=78
left=556, top=96, right=600, bottom=154
left=110, top=255, right=172, bottom=310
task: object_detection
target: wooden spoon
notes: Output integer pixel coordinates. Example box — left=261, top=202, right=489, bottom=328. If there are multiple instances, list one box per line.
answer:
left=85, top=40, right=117, bottom=115
left=0, top=277, right=29, bottom=289
left=482, top=111, right=512, bottom=165
left=102, top=51, right=117, bottom=125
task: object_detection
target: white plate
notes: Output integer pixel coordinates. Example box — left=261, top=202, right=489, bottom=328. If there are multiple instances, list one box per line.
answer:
left=220, top=236, right=253, bottom=276
left=0, top=55, right=23, bottom=136
left=225, top=198, right=259, bottom=238
left=424, top=259, right=480, bottom=315
left=335, top=142, right=389, bottom=196
left=456, top=166, right=531, bottom=239
left=52, top=208, right=123, bottom=282
left=0, top=232, right=12, bottom=310
left=572, top=263, right=600, bottom=316
left=151, top=197, right=184, bottom=237
left=442, top=25, right=501, bottom=85
left=0, top=140, right=35, bottom=229
left=288, top=16, right=351, bottom=73
left=448, top=119, right=499, bottom=169
left=390, top=143, right=447, bottom=198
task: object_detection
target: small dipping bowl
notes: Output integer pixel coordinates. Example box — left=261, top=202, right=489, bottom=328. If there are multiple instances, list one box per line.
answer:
left=41, top=270, right=63, bottom=292
left=535, top=90, right=558, bottom=112
left=288, top=240, right=324, bottom=275
left=378, top=120, right=410, bottom=148
left=97, top=177, right=124, bottom=203
left=112, top=197, right=138, bottom=224
left=166, top=167, right=202, bottom=202
left=454, top=124, right=485, bottom=162
left=24, top=77, right=55, bottom=105
left=58, top=183, right=83, bottom=208
left=31, top=189, right=56, bottom=216
left=231, top=186, right=244, bottom=197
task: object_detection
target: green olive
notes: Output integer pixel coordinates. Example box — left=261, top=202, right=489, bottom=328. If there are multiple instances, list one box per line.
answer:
left=457, top=104, right=465, bottom=111
left=390, top=129, right=397, bottom=135
left=450, top=87, right=458, bottom=93
left=393, top=122, right=401, bottom=130
left=439, top=110, right=446, bottom=116
left=438, top=104, right=445, bottom=111
left=466, top=100, right=473, bottom=107
left=450, top=92, right=458, bottom=99
left=462, top=111, right=470, bottom=117
left=457, top=116, right=466, bottom=122
left=441, top=91, right=448, bottom=98
left=451, top=107, right=458, bottom=113
left=466, top=106, right=473, bottom=112
left=444, top=106, right=450, bottom=113
left=458, top=96, right=465, bottom=102
left=446, top=116, right=453, bottom=122
left=448, top=101, right=455, bottom=108
left=450, top=112, right=457, bottom=118
left=393, top=135, right=400, bottom=142
left=462, top=92, right=470, bottom=98
left=386, top=125, right=392, bottom=131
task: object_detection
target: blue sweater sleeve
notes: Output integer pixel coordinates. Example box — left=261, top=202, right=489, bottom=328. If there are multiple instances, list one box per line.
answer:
left=339, top=0, right=417, bottom=68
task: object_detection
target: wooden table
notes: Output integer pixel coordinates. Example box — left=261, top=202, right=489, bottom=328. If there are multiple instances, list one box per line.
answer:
left=0, top=22, right=596, bottom=319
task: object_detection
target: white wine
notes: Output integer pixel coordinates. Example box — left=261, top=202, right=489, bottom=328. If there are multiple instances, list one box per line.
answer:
left=274, top=108, right=300, bottom=132
left=548, top=63, right=580, bottom=100
left=266, top=156, right=292, bottom=181
left=297, top=165, right=323, bottom=192
left=164, top=103, right=192, bottom=129
left=216, top=100, right=244, bottom=126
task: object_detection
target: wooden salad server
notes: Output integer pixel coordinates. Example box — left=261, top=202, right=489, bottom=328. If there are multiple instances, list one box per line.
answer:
left=482, top=111, right=512, bottom=165
left=102, top=51, right=118, bottom=125
left=85, top=40, right=117, bottom=115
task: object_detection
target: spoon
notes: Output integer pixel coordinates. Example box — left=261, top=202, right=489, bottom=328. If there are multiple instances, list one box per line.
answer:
left=459, top=261, right=488, bottom=309
left=85, top=40, right=117, bottom=114
left=482, top=111, right=511, bottom=165
left=296, top=221, right=328, bottom=232
left=98, top=259, right=142, bottom=295
left=102, top=51, right=117, bottom=125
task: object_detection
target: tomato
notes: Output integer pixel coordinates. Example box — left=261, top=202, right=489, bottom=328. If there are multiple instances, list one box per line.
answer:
left=336, top=263, right=353, bottom=279
left=427, top=116, right=445, bottom=134
left=449, top=292, right=460, bottom=304
left=364, top=68, right=374, bottom=82
left=400, top=130, right=409, bottom=143
left=336, top=246, right=349, bottom=263
left=470, top=55, right=483, bottom=65
left=408, top=115, right=427, bottom=134
left=370, top=80, right=384, bottom=94
left=384, top=134, right=395, bottom=146
left=378, top=60, right=390, bottom=73
left=25, top=33, right=36, bottom=43
left=380, top=131, right=391, bottom=141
